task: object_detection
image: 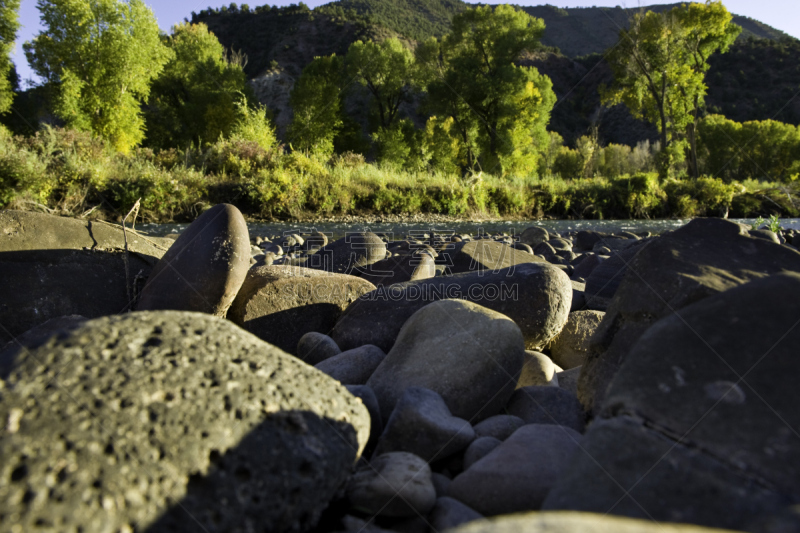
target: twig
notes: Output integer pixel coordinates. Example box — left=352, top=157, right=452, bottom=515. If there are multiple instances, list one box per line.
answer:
left=80, top=205, right=100, bottom=218
left=122, top=198, right=141, bottom=311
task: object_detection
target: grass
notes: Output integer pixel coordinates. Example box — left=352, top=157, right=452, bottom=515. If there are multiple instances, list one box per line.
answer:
left=1, top=126, right=797, bottom=223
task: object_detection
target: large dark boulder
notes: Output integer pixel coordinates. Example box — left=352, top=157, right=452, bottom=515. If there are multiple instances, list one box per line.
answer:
left=545, top=273, right=800, bottom=529
left=0, top=210, right=168, bottom=343
left=579, top=219, right=800, bottom=414
left=227, top=265, right=376, bottom=354
left=0, top=311, right=370, bottom=533
left=448, top=240, right=543, bottom=274
left=331, top=263, right=571, bottom=353
left=137, top=204, right=250, bottom=317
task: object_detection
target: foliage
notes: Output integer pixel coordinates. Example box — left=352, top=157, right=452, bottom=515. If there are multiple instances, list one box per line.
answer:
left=420, top=4, right=556, bottom=175
left=145, top=22, right=250, bottom=150
left=229, top=97, right=277, bottom=152
left=754, top=214, right=781, bottom=232
left=345, top=38, right=416, bottom=131
left=25, top=0, right=171, bottom=153
left=602, top=1, right=740, bottom=178
left=0, top=0, right=20, bottom=114
left=288, top=54, right=344, bottom=156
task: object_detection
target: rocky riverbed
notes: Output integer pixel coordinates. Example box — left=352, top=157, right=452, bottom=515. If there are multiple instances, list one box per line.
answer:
left=1, top=205, right=799, bottom=533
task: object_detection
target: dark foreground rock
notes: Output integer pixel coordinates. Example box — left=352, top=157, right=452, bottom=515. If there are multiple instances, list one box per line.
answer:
left=367, top=299, right=525, bottom=422
left=227, top=265, right=376, bottom=354
left=0, top=311, right=370, bottom=533
left=137, top=203, right=250, bottom=316
left=0, top=210, right=168, bottom=343
left=579, top=218, right=800, bottom=414
left=545, top=273, right=800, bottom=529
left=332, top=263, right=571, bottom=352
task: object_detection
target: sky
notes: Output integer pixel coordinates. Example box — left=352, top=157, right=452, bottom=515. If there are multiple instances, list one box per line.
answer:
left=12, top=0, right=800, bottom=86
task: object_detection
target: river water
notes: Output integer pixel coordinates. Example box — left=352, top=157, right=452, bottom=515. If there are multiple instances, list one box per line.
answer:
left=137, top=218, right=800, bottom=240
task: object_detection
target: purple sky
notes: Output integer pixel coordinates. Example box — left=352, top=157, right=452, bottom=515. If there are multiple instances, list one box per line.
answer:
left=12, top=0, right=800, bottom=85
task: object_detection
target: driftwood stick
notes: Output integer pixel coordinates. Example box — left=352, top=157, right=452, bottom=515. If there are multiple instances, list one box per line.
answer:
left=122, top=198, right=141, bottom=310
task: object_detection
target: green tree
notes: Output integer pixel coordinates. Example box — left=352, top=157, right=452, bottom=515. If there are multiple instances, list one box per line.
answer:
left=25, top=0, right=170, bottom=152
left=345, top=38, right=415, bottom=131
left=145, top=22, right=250, bottom=149
left=602, top=1, right=740, bottom=179
left=420, top=5, right=556, bottom=175
left=0, top=0, right=20, bottom=114
left=288, top=54, right=344, bottom=157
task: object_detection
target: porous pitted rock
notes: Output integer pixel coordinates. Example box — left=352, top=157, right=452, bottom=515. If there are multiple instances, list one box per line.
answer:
left=546, top=310, right=605, bottom=369
left=308, top=232, right=386, bottom=274
left=448, top=240, right=543, bottom=274
left=315, top=344, right=386, bottom=385
left=332, top=263, right=572, bottom=352
left=505, top=386, right=585, bottom=433
left=443, top=511, right=741, bottom=533
left=0, top=210, right=167, bottom=343
left=137, top=203, right=250, bottom=317
left=546, top=273, right=800, bottom=529
left=297, top=331, right=341, bottom=365
left=346, top=452, right=436, bottom=517
left=0, top=311, right=370, bottom=533
left=227, top=265, right=376, bottom=354
left=373, top=387, right=475, bottom=462
left=518, top=351, right=560, bottom=388
left=366, top=300, right=525, bottom=422
left=578, top=218, right=800, bottom=415
left=448, top=425, right=582, bottom=516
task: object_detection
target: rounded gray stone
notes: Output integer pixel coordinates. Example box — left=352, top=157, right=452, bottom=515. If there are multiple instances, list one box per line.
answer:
left=297, top=332, right=342, bottom=365
left=505, top=386, right=586, bottom=433
left=315, top=344, right=386, bottom=385
left=346, top=452, right=436, bottom=517
left=462, top=437, right=502, bottom=471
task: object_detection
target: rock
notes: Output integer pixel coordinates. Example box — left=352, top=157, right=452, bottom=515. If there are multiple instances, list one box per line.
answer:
left=593, top=237, right=635, bottom=252
left=332, top=263, right=572, bottom=353
left=542, top=418, right=786, bottom=529
left=472, top=415, right=526, bottom=441
left=519, top=227, right=550, bottom=247
left=0, top=315, right=87, bottom=378
left=546, top=273, right=800, bottom=528
left=431, top=473, right=452, bottom=497
left=569, top=281, right=587, bottom=312
left=359, top=252, right=436, bottom=287
left=448, top=425, right=582, bottom=516
left=346, top=452, right=436, bottom=517
left=579, top=218, right=800, bottom=415
left=0, top=311, right=370, bottom=533
left=345, top=384, right=383, bottom=450
left=137, top=204, right=250, bottom=317
left=227, top=265, right=376, bottom=354
left=549, top=238, right=572, bottom=251
left=443, top=511, right=740, bottom=533
left=584, top=239, right=650, bottom=302
left=0, top=210, right=168, bottom=343
left=572, top=253, right=601, bottom=280
left=505, top=386, right=585, bottom=433
left=574, top=230, right=610, bottom=252
left=511, top=242, right=534, bottom=254
left=297, top=331, right=341, bottom=365
left=518, top=351, right=560, bottom=388
left=429, top=497, right=483, bottom=531
left=448, top=240, right=543, bottom=274
left=534, top=241, right=557, bottom=257
left=366, top=300, right=525, bottom=422
left=546, top=310, right=605, bottom=369
left=749, top=228, right=780, bottom=244
left=462, top=437, right=502, bottom=470
left=373, top=387, right=474, bottom=462
left=556, top=366, right=581, bottom=396
left=304, top=231, right=328, bottom=249
left=309, top=232, right=386, bottom=274
left=315, top=345, right=386, bottom=385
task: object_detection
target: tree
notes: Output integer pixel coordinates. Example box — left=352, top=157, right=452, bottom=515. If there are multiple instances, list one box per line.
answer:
left=602, top=1, right=740, bottom=179
left=0, top=0, right=20, bottom=114
left=25, top=0, right=170, bottom=152
left=345, top=38, right=415, bottom=131
left=145, top=22, right=250, bottom=149
left=419, top=5, right=556, bottom=175
left=288, top=54, right=344, bottom=156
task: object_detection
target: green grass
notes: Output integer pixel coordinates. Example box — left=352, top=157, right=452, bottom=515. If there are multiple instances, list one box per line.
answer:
left=1, top=126, right=796, bottom=223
